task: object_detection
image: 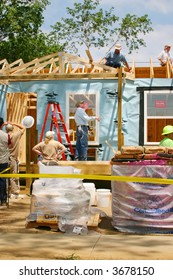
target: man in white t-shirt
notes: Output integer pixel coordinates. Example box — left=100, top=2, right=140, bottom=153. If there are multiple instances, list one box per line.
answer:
left=158, top=44, right=173, bottom=66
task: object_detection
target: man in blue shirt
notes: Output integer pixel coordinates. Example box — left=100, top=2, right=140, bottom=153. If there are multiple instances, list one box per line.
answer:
left=74, top=100, right=100, bottom=161
left=104, top=43, right=131, bottom=72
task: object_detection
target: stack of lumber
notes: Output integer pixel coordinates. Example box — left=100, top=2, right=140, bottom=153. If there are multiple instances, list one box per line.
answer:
left=111, top=146, right=173, bottom=164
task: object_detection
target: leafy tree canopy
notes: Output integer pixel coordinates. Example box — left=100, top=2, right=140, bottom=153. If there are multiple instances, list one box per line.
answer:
left=0, top=0, right=63, bottom=63
left=49, top=0, right=153, bottom=55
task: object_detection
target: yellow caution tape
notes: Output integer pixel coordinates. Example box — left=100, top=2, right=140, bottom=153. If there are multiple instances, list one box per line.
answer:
left=0, top=172, right=173, bottom=185
left=0, top=167, right=11, bottom=174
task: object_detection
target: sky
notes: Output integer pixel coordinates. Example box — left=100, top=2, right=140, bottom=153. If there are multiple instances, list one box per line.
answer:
left=42, top=0, right=173, bottom=66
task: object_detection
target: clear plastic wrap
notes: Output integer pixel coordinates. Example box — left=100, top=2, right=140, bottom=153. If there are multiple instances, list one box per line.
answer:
left=26, top=165, right=90, bottom=234
left=111, top=164, right=173, bottom=234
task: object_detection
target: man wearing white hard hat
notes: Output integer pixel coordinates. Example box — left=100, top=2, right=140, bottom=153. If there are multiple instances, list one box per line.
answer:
left=5, top=121, right=25, bottom=198
left=32, top=130, right=66, bottom=165
left=104, top=43, right=131, bottom=72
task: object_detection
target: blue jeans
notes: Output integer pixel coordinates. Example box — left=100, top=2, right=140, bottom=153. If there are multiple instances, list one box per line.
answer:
left=0, top=162, right=8, bottom=203
left=105, top=62, right=121, bottom=68
left=75, top=126, right=88, bottom=160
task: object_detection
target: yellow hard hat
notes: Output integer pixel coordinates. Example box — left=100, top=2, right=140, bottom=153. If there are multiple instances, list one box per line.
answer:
left=161, top=125, right=173, bottom=135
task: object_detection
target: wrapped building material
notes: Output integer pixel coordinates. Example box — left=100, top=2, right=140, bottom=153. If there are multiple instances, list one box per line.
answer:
left=26, top=165, right=90, bottom=234
left=111, top=164, right=173, bottom=234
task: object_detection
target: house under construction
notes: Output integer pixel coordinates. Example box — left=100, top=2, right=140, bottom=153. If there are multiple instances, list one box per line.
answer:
left=0, top=51, right=173, bottom=166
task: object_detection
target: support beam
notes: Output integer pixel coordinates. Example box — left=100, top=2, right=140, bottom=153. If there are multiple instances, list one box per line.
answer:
left=58, top=52, right=65, bottom=74
left=85, top=50, right=93, bottom=64
left=25, top=128, right=31, bottom=190
left=117, top=67, right=124, bottom=151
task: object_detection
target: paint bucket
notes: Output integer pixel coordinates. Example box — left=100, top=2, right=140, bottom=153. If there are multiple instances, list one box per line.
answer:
left=96, top=189, right=111, bottom=207
left=83, top=183, right=96, bottom=206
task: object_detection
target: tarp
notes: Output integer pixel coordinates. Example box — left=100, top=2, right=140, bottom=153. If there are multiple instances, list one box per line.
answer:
left=111, top=164, right=173, bottom=234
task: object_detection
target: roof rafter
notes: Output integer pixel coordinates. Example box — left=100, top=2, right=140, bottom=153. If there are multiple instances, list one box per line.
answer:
left=0, top=51, right=134, bottom=82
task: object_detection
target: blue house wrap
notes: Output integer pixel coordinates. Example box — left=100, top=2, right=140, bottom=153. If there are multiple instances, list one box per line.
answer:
left=1, top=78, right=173, bottom=160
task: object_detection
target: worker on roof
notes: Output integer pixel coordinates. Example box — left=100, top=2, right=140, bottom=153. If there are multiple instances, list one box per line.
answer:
left=159, top=125, right=173, bottom=147
left=104, top=43, right=131, bottom=72
left=158, top=44, right=173, bottom=66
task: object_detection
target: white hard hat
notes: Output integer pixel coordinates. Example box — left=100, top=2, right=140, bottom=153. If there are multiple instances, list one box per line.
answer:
left=21, top=116, right=34, bottom=128
left=45, top=131, right=55, bottom=138
left=6, top=124, right=14, bottom=131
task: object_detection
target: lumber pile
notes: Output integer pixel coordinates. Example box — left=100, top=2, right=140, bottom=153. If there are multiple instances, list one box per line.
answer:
left=111, top=146, right=173, bottom=164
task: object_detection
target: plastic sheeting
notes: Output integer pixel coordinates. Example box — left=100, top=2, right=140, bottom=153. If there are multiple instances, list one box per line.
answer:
left=26, top=165, right=90, bottom=234
left=111, top=164, right=173, bottom=234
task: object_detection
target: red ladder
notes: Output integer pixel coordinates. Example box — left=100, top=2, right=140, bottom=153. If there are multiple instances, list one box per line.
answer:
left=39, top=102, right=74, bottom=160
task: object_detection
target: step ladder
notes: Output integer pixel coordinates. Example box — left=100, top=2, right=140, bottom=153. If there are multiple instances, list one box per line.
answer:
left=40, top=99, right=74, bottom=160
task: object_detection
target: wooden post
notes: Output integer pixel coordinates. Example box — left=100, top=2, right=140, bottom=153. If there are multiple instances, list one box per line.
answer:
left=150, top=57, right=154, bottom=78
left=166, top=61, right=170, bottom=78
left=85, top=49, right=93, bottom=64
left=58, top=52, right=65, bottom=74
left=85, top=49, right=94, bottom=71
left=33, top=129, right=38, bottom=164
left=117, top=67, right=124, bottom=150
left=25, top=128, right=31, bottom=190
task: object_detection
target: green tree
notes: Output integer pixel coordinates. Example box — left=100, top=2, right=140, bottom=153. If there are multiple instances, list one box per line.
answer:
left=0, top=0, right=62, bottom=63
left=49, top=0, right=153, bottom=55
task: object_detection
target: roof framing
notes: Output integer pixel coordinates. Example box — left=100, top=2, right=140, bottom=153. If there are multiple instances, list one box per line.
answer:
left=0, top=51, right=134, bottom=83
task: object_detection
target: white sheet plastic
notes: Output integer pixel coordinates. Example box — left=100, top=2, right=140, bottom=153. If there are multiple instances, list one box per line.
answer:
left=27, top=165, right=90, bottom=234
left=111, top=164, right=173, bottom=234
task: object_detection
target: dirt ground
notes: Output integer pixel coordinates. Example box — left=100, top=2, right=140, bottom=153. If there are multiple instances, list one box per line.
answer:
left=1, top=192, right=173, bottom=260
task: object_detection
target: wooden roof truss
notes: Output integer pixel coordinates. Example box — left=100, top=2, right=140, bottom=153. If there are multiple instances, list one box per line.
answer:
left=0, top=51, right=134, bottom=83
left=1, top=50, right=172, bottom=83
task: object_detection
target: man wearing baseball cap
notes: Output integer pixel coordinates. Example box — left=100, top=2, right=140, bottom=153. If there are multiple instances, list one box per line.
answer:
left=104, top=43, right=131, bottom=72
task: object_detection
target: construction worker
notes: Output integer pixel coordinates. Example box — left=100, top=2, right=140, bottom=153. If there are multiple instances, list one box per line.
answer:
left=5, top=122, right=25, bottom=198
left=0, top=117, right=11, bottom=206
left=104, top=43, right=131, bottom=72
left=74, top=100, right=100, bottom=161
left=159, top=125, right=173, bottom=147
left=32, top=131, right=66, bottom=165
left=158, top=44, right=173, bottom=66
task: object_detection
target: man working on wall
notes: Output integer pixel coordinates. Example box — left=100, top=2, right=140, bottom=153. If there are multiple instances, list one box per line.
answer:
left=74, top=100, right=100, bottom=161
left=104, top=43, right=131, bottom=72
left=5, top=122, right=25, bottom=198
